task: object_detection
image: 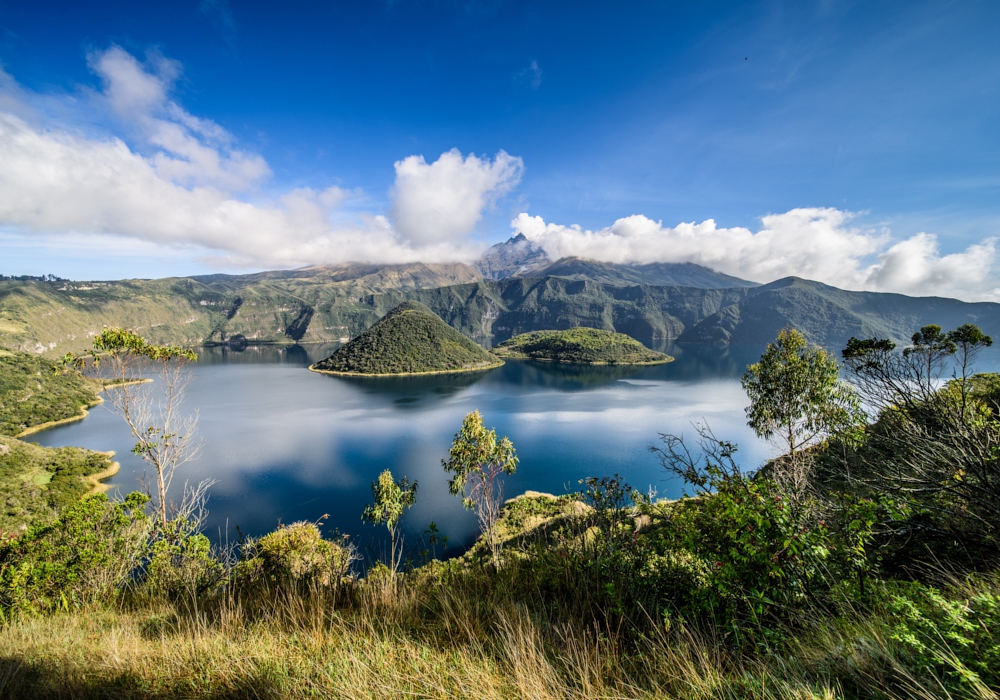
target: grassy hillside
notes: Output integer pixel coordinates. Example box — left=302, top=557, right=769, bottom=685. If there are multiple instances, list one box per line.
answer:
left=4, top=268, right=999, bottom=357
left=0, top=351, right=116, bottom=532
left=311, top=301, right=503, bottom=375
left=526, top=256, right=757, bottom=289
left=493, top=328, right=673, bottom=364
left=0, top=350, right=101, bottom=437
left=0, top=435, right=116, bottom=533
left=680, top=276, right=1000, bottom=348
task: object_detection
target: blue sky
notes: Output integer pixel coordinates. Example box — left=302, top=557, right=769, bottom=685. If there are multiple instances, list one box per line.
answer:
left=1, top=0, right=999, bottom=300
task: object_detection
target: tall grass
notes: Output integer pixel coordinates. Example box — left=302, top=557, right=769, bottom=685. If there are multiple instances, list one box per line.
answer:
left=5, top=563, right=995, bottom=700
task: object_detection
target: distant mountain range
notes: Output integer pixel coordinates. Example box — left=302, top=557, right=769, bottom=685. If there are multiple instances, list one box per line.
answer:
left=1, top=235, right=997, bottom=356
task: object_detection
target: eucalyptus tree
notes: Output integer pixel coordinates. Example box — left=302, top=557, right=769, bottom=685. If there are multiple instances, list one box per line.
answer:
left=361, top=469, right=417, bottom=574
left=742, top=328, right=861, bottom=492
left=442, top=410, right=518, bottom=562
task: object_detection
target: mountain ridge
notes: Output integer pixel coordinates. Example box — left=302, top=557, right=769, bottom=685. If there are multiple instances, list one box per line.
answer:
left=2, top=246, right=998, bottom=355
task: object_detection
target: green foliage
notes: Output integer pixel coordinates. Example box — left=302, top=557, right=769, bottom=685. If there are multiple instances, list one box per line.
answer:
left=86, top=327, right=197, bottom=364
left=240, top=522, right=355, bottom=589
left=443, top=410, right=517, bottom=511
left=0, top=492, right=150, bottom=616
left=312, top=302, right=502, bottom=375
left=492, top=328, right=672, bottom=365
left=144, top=519, right=221, bottom=607
left=834, top=325, right=1000, bottom=566
left=0, top=349, right=99, bottom=436
left=742, top=328, right=861, bottom=460
left=362, top=470, right=417, bottom=534
left=882, top=578, right=1000, bottom=695
left=0, top=436, right=117, bottom=532
left=443, top=410, right=518, bottom=560
left=651, top=432, right=834, bottom=638
left=362, top=469, right=417, bottom=572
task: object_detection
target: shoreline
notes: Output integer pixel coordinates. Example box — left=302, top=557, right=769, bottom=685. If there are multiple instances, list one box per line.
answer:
left=16, top=398, right=103, bottom=438
left=14, top=378, right=151, bottom=438
left=83, top=453, right=120, bottom=495
left=308, top=360, right=504, bottom=378
left=492, top=354, right=674, bottom=366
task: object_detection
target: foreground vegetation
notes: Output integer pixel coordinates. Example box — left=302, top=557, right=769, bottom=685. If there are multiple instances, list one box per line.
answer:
left=311, top=301, right=503, bottom=375
left=492, top=327, right=673, bottom=364
left=0, top=324, right=998, bottom=698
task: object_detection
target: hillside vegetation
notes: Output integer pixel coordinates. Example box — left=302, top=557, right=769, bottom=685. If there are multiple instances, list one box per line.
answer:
left=0, top=435, right=115, bottom=533
left=311, top=301, right=503, bottom=375
left=0, top=350, right=101, bottom=437
left=526, top=256, right=757, bottom=288
left=1, top=324, right=1000, bottom=698
left=493, top=327, right=673, bottom=364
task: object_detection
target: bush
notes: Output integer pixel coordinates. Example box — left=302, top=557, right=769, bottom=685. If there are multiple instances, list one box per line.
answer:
left=238, top=522, right=356, bottom=592
left=0, top=492, right=150, bottom=616
left=143, top=520, right=222, bottom=608
left=882, top=577, right=1000, bottom=696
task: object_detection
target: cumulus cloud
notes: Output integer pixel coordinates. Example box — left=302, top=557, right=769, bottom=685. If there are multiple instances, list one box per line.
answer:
left=390, top=148, right=524, bottom=246
left=87, top=47, right=269, bottom=191
left=0, top=47, right=509, bottom=268
left=512, top=209, right=1000, bottom=302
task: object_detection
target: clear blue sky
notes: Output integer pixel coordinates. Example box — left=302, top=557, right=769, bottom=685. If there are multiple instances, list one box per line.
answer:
left=1, top=0, right=999, bottom=299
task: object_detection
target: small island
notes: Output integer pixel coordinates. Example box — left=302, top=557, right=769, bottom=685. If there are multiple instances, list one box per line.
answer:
left=492, top=328, right=673, bottom=365
left=309, top=301, right=504, bottom=376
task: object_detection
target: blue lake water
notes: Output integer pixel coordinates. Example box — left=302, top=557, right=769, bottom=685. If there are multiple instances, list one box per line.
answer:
left=32, top=343, right=776, bottom=555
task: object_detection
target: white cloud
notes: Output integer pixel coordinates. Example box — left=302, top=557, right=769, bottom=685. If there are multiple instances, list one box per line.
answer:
left=87, top=47, right=269, bottom=191
left=390, top=148, right=524, bottom=246
left=512, top=209, right=1000, bottom=302
left=0, top=48, right=508, bottom=269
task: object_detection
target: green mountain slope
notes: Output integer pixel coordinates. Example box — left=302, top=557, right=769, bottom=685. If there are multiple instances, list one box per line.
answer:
left=4, top=267, right=998, bottom=357
left=493, top=328, right=672, bottom=364
left=524, top=257, right=757, bottom=289
left=310, top=302, right=503, bottom=375
left=0, top=435, right=116, bottom=532
left=1, top=350, right=101, bottom=437
left=679, top=277, right=1000, bottom=348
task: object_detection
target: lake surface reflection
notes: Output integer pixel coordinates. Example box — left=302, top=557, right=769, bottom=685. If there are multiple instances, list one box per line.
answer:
left=32, top=343, right=772, bottom=555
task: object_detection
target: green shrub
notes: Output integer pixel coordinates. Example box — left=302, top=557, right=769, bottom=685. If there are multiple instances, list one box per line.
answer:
left=238, top=522, right=356, bottom=591
left=144, top=521, right=222, bottom=607
left=882, top=577, right=1000, bottom=695
left=0, top=492, right=150, bottom=616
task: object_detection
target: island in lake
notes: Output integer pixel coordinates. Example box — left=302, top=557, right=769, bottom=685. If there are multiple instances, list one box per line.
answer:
left=492, top=328, right=673, bottom=365
left=309, top=301, right=504, bottom=376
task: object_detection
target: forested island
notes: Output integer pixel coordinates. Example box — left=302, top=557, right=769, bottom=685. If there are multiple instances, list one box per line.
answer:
left=492, top=327, right=673, bottom=364
left=309, top=301, right=503, bottom=376
left=0, top=323, right=997, bottom=699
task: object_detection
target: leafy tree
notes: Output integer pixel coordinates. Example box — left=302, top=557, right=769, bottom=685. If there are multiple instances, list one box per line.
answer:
left=65, top=328, right=206, bottom=530
left=362, top=469, right=417, bottom=574
left=840, top=324, right=1000, bottom=560
left=948, top=324, right=994, bottom=419
left=442, top=410, right=518, bottom=562
left=742, top=329, right=861, bottom=492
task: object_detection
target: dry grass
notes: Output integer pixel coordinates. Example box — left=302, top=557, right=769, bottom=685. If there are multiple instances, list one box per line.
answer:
left=0, top=588, right=852, bottom=700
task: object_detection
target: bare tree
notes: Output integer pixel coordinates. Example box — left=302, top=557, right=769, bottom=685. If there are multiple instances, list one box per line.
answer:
left=68, top=328, right=205, bottom=530
left=840, top=324, right=998, bottom=554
